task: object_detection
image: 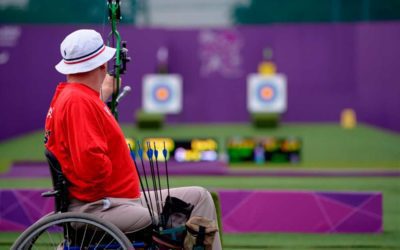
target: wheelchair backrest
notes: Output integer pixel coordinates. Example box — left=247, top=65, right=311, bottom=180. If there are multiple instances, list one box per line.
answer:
left=44, top=149, right=70, bottom=213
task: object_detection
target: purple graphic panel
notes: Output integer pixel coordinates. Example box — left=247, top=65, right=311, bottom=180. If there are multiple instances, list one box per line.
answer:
left=0, top=189, right=382, bottom=233
left=2, top=162, right=399, bottom=179
left=0, top=161, right=228, bottom=179
left=219, top=190, right=382, bottom=233
left=0, top=189, right=54, bottom=231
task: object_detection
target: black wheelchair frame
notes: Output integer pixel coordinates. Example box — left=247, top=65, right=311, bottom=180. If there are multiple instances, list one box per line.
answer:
left=11, top=149, right=140, bottom=250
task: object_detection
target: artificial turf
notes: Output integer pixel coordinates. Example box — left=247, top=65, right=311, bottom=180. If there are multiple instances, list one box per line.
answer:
left=0, top=123, right=399, bottom=249
left=0, top=123, right=399, bottom=173
left=125, top=123, right=400, bottom=168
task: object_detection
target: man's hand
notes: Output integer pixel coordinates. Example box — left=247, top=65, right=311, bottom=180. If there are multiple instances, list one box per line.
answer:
left=101, top=74, right=121, bottom=102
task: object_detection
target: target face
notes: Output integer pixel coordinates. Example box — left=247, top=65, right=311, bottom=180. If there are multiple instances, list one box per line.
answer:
left=247, top=74, right=287, bottom=113
left=152, top=84, right=172, bottom=103
left=143, top=74, right=182, bottom=114
left=257, top=83, right=277, bottom=103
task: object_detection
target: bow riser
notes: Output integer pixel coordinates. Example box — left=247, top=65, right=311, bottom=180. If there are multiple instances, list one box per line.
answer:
left=107, top=0, right=130, bottom=121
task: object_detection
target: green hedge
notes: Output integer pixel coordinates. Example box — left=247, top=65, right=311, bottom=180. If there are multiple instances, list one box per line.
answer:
left=135, top=110, right=164, bottom=129
left=251, top=113, right=280, bottom=128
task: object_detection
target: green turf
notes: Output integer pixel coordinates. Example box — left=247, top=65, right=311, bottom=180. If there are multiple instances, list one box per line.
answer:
left=0, top=131, right=46, bottom=172
left=0, top=123, right=399, bottom=173
left=1, top=176, right=399, bottom=249
left=122, top=123, right=400, bottom=168
left=1, top=123, right=399, bottom=249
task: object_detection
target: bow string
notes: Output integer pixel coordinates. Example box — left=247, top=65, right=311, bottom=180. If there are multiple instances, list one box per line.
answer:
left=107, top=0, right=130, bottom=121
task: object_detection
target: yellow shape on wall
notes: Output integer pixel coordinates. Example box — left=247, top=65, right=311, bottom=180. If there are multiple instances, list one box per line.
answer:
left=341, top=109, right=357, bottom=129
left=258, top=61, right=277, bottom=75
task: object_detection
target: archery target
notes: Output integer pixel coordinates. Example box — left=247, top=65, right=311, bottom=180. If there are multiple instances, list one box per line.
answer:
left=247, top=74, right=287, bottom=113
left=143, top=74, right=182, bottom=114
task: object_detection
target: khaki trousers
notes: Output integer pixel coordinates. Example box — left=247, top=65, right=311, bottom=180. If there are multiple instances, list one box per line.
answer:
left=69, top=186, right=222, bottom=250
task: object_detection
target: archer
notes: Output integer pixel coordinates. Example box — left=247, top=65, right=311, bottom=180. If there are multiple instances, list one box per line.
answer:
left=45, top=28, right=222, bottom=249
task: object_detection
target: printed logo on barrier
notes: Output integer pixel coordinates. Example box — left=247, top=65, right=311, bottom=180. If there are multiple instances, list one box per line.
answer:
left=143, top=74, right=182, bottom=114
left=247, top=74, right=287, bottom=113
left=198, top=29, right=243, bottom=78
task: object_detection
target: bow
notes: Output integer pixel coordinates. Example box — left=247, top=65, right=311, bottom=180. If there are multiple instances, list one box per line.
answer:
left=107, top=0, right=130, bottom=121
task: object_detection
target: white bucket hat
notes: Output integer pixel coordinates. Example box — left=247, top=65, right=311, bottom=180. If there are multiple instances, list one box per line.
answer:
left=55, top=29, right=116, bottom=75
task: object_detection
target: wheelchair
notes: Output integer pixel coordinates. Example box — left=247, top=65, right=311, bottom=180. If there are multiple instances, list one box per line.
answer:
left=11, top=149, right=146, bottom=250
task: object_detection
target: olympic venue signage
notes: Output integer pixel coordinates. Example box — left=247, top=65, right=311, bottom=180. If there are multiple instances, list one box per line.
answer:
left=128, top=137, right=301, bottom=164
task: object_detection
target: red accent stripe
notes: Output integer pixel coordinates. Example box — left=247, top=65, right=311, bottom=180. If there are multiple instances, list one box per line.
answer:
left=64, top=46, right=106, bottom=65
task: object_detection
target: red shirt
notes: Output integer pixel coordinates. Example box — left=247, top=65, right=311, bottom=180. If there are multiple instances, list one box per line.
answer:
left=44, top=83, right=140, bottom=202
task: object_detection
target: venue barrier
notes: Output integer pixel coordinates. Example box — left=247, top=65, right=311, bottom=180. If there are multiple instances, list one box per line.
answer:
left=0, top=189, right=381, bottom=233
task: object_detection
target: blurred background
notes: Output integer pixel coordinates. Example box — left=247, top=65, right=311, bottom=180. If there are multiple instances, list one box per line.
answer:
left=0, top=0, right=399, bottom=249
left=1, top=0, right=400, bottom=138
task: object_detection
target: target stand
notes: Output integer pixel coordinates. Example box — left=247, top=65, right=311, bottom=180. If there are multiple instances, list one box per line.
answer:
left=136, top=109, right=165, bottom=129
left=247, top=73, right=287, bottom=128
left=137, top=74, right=183, bottom=129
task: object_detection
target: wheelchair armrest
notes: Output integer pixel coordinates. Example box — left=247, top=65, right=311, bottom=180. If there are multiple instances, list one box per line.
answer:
left=41, top=190, right=60, bottom=198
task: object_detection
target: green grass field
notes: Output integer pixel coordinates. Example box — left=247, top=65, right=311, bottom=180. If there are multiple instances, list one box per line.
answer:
left=1, top=123, right=399, bottom=249
left=1, top=123, right=399, bottom=172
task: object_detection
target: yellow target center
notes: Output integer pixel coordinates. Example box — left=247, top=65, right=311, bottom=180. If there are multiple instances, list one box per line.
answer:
left=156, top=88, right=169, bottom=101
left=261, top=87, right=274, bottom=100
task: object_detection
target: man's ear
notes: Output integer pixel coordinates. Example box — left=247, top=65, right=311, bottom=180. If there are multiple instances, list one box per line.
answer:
left=99, top=63, right=107, bottom=71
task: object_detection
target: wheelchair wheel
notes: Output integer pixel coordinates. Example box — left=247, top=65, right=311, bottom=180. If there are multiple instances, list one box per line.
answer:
left=11, top=212, right=133, bottom=250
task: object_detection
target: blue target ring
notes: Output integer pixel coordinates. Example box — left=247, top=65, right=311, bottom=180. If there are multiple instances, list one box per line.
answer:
left=256, top=82, right=277, bottom=104
left=151, top=83, right=173, bottom=104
